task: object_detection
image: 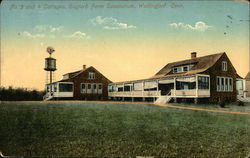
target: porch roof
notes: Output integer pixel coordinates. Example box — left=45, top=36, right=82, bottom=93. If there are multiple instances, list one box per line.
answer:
left=109, top=74, right=202, bottom=85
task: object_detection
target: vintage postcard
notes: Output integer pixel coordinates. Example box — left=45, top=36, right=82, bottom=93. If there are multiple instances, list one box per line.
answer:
left=0, top=0, right=249, bottom=157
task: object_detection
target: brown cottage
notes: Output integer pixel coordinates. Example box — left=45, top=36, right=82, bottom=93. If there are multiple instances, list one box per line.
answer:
left=109, top=52, right=242, bottom=104
left=44, top=65, right=112, bottom=101
left=244, top=72, right=250, bottom=98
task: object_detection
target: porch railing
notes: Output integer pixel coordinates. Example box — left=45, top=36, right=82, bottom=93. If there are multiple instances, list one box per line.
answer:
left=109, top=89, right=210, bottom=98
left=109, top=90, right=161, bottom=97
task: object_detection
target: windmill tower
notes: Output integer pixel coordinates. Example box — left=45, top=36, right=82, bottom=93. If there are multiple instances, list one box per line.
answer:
left=44, top=47, right=57, bottom=85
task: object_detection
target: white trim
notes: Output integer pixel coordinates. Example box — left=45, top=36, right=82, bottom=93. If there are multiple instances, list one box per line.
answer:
left=172, top=64, right=194, bottom=73
left=88, top=72, right=96, bottom=79
left=158, top=79, right=174, bottom=84
left=80, top=83, right=86, bottom=94
left=195, top=75, right=198, bottom=97
left=216, top=76, right=233, bottom=92
left=98, top=83, right=103, bottom=94
left=222, top=61, right=227, bottom=71
left=46, top=82, right=74, bottom=98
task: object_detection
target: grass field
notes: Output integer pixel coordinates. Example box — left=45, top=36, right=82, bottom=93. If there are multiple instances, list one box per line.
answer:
left=0, top=101, right=250, bottom=158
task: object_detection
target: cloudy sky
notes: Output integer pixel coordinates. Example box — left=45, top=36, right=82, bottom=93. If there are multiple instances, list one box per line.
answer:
left=1, top=0, right=249, bottom=90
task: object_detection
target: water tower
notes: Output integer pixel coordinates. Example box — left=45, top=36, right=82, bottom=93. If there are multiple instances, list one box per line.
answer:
left=44, top=47, right=57, bottom=84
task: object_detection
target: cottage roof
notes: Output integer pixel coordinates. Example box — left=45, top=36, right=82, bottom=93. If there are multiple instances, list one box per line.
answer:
left=63, top=70, right=81, bottom=78
left=245, top=72, right=250, bottom=79
left=110, top=52, right=237, bottom=85
left=59, top=66, right=112, bottom=83
left=153, top=52, right=225, bottom=78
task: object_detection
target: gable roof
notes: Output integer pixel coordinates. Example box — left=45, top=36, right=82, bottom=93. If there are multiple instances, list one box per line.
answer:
left=245, top=72, right=250, bottom=79
left=152, top=52, right=225, bottom=78
left=59, top=66, right=112, bottom=83
left=63, top=70, right=82, bottom=78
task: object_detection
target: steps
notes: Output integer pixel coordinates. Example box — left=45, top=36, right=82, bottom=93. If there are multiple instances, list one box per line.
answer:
left=237, top=96, right=250, bottom=103
left=155, top=96, right=172, bottom=104
left=43, top=94, right=54, bottom=101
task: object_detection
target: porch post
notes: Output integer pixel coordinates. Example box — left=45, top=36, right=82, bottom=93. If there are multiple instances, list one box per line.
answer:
left=196, top=75, right=198, bottom=97
left=174, top=77, right=176, bottom=97
left=142, top=81, right=145, bottom=102
left=243, top=79, right=246, bottom=98
left=132, top=82, right=134, bottom=97
left=142, top=81, right=145, bottom=97
left=56, top=82, right=59, bottom=96
left=156, top=79, right=159, bottom=91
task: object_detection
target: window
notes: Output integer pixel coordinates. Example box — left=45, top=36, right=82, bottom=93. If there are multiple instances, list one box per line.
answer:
left=118, top=87, right=123, bottom=92
left=198, top=76, right=209, bottom=89
left=229, top=78, right=233, bottom=91
left=183, top=66, right=188, bottom=72
left=173, top=67, right=178, bottom=73
left=88, top=72, right=95, bottom=79
left=98, top=84, right=102, bottom=89
left=98, top=84, right=103, bottom=94
left=88, top=84, right=91, bottom=89
left=225, top=78, right=228, bottom=91
left=54, top=84, right=57, bottom=92
left=80, top=83, right=86, bottom=93
left=59, top=83, right=73, bottom=92
left=221, top=78, right=224, bottom=91
left=124, top=86, right=131, bottom=92
left=108, top=85, right=112, bottom=92
left=217, top=78, right=220, bottom=91
left=176, top=81, right=196, bottom=90
left=92, top=84, right=97, bottom=94
left=222, top=61, right=227, bottom=71
left=172, top=64, right=194, bottom=73
left=216, top=77, right=233, bottom=92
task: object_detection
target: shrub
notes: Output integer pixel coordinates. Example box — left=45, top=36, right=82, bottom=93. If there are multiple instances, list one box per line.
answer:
left=219, top=101, right=226, bottom=108
left=238, top=101, right=245, bottom=106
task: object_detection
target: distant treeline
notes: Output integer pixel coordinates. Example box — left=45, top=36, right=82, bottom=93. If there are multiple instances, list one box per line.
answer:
left=0, top=86, right=45, bottom=101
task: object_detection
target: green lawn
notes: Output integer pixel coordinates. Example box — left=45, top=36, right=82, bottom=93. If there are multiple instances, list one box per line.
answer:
left=172, top=102, right=250, bottom=113
left=0, top=101, right=249, bottom=158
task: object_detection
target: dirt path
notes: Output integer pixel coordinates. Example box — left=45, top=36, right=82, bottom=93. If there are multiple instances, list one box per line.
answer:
left=154, top=103, right=250, bottom=116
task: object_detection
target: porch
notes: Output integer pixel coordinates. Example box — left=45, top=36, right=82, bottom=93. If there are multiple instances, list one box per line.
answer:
left=108, top=74, right=210, bottom=99
left=43, top=82, right=74, bottom=100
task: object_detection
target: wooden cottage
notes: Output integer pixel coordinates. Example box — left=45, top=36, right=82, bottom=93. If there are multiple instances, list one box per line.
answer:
left=108, top=52, right=242, bottom=104
left=44, top=65, right=112, bottom=101
left=244, top=72, right=250, bottom=98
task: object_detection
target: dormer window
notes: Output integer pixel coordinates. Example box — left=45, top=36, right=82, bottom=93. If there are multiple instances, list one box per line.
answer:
left=183, top=66, right=188, bottom=72
left=173, top=68, right=178, bottom=73
left=172, top=64, right=193, bottom=73
left=222, top=61, right=227, bottom=71
left=88, top=72, right=95, bottom=79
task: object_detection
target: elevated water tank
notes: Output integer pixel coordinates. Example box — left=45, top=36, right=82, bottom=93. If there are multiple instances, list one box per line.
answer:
left=44, top=57, right=56, bottom=71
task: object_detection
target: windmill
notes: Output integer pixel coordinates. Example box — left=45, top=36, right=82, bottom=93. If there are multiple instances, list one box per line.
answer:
left=44, top=47, right=57, bottom=85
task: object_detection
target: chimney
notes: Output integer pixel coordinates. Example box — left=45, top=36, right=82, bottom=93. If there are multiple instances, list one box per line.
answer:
left=191, top=52, right=197, bottom=59
left=83, top=65, right=86, bottom=70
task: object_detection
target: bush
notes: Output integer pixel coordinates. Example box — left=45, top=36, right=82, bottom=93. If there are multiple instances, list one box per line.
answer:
left=0, top=86, right=45, bottom=101
left=238, top=101, right=245, bottom=106
left=219, top=101, right=226, bottom=108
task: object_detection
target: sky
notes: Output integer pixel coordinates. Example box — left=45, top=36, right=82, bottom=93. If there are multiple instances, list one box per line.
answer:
left=0, top=0, right=249, bottom=90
